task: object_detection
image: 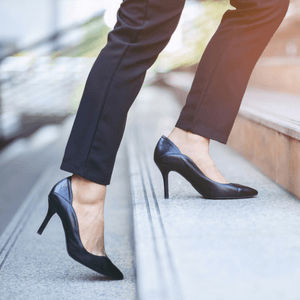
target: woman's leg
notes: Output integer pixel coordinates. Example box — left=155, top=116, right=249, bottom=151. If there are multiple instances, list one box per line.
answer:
left=60, top=0, right=186, bottom=254
left=61, top=0, right=186, bottom=185
left=169, top=0, right=289, bottom=183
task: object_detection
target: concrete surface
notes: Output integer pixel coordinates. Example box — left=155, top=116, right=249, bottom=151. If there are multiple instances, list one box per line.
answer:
left=0, top=115, right=136, bottom=300
left=126, top=84, right=300, bottom=300
left=2, top=71, right=300, bottom=300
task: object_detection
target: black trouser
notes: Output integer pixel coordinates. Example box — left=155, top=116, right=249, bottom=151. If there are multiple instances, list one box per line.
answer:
left=60, top=0, right=289, bottom=185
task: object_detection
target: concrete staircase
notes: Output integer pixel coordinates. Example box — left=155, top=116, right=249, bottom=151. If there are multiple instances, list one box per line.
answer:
left=125, top=80, right=300, bottom=299
left=1, top=72, right=300, bottom=300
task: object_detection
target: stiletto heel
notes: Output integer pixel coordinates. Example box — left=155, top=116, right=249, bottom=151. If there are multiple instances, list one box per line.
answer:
left=36, top=176, right=124, bottom=280
left=37, top=198, right=56, bottom=235
left=154, top=135, right=258, bottom=199
left=163, top=172, right=169, bottom=199
left=157, top=164, right=170, bottom=199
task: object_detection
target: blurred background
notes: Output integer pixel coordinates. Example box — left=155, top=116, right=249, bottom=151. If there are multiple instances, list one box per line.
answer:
left=0, top=0, right=297, bottom=234
left=1, top=0, right=298, bottom=148
left=0, top=0, right=231, bottom=148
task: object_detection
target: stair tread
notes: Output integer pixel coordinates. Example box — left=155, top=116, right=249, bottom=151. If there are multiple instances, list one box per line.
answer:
left=126, top=84, right=300, bottom=300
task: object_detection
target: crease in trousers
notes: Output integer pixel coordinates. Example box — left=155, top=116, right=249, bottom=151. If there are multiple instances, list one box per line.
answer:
left=60, top=0, right=289, bottom=185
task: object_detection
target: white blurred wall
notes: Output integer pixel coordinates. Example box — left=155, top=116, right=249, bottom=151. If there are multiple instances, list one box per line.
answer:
left=0, top=0, right=105, bottom=48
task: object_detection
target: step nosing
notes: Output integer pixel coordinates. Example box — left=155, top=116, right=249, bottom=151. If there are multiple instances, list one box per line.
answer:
left=239, top=106, right=300, bottom=140
left=126, top=129, right=183, bottom=300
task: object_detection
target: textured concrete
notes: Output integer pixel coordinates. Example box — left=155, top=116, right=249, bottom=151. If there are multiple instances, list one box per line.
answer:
left=0, top=116, right=136, bottom=299
left=126, top=85, right=300, bottom=300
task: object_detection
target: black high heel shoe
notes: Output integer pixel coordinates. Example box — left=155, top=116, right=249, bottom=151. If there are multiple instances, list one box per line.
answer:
left=154, top=135, right=258, bottom=199
left=37, top=176, right=124, bottom=280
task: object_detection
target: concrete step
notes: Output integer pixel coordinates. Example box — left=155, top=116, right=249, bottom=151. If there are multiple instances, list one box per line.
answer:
left=125, top=84, right=300, bottom=300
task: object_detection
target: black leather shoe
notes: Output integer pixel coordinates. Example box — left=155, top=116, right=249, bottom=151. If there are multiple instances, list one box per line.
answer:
left=154, top=135, right=258, bottom=199
left=37, top=176, right=124, bottom=280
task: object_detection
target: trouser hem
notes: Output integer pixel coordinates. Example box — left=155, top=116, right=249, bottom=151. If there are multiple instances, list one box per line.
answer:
left=175, top=120, right=228, bottom=144
left=60, top=161, right=111, bottom=185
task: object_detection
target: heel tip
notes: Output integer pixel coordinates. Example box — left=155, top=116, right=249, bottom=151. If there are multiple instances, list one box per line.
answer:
left=37, top=228, right=43, bottom=235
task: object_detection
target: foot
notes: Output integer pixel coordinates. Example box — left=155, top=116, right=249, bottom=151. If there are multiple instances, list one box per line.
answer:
left=167, top=127, right=229, bottom=184
left=70, top=174, right=107, bottom=256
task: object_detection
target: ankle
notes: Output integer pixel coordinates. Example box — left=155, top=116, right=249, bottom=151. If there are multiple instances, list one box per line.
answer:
left=71, top=174, right=106, bottom=205
left=169, top=127, right=210, bottom=148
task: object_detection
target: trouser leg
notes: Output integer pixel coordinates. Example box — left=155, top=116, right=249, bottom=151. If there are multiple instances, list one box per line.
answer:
left=60, top=0, right=186, bottom=185
left=175, top=0, right=290, bottom=144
